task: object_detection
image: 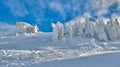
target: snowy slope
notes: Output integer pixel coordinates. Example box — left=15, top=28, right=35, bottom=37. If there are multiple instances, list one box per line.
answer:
left=28, top=52, right=120, bottom=67
left=0, top=33, right=120, bottom=67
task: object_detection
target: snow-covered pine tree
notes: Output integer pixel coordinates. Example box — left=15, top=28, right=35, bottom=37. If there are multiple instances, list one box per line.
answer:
left=52, top=21, right=64, bottom=41
left=52, top=23, right=58, bottom=41
left=112, top=18, right=120, bottom=39
left=106, top=19, right=118, bottom=40
left=52, top=17, right=120, bottom=41
left=84, top=19, right=94, bottom=37
left=65, top=23, right=73, bottom=38
left=72, top=22, right=78, bottom=37
left=77, top=21, right=85, bottom=37
left=95, top=19, right=107, bottom=41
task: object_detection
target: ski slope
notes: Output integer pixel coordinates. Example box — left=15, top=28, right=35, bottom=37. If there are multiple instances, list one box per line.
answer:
left=0, top=33, right=120, bottom=67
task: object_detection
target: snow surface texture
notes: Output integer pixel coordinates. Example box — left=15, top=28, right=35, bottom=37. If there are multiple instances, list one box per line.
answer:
left=0, top=33, right=120, bottom=67
left=52, top=17, right=120, bottom=41
left=27, top=52, right=120, bottom=67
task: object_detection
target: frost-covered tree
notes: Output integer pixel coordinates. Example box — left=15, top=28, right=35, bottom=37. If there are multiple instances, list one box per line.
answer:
left=52, top=21, right=64, bottom=41
left=71, top=21, right=85, bottom=37
left=72, top=22, right=84, bottom=37
left=51, top=17, right=120, bottom=41
left=77, top=21, right=85, bottom=36
left=65, top=20, right=85, bottom=37
left=64, top=17, right=86, bottom=37
left=52, top=23, right=58, bottom=40
left=112, top=18, right=120, bottom=39
left=84, top=19, right=94, bottom=37
left=95, top=19, right=107, bottom=41
left=52, top=23, right=58, bottom=41
left=105, top=19, right=118, bottom=40
left=72, top=22, right=78, bottom=37
left=65, top=22, right=73, bottom=38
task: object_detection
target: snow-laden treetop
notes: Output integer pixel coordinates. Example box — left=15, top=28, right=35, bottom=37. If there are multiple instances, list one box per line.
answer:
left=52, top=17, right=120, bottom=41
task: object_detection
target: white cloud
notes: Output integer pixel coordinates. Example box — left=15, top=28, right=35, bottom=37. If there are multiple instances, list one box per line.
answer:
left=48, top=0, right=84, bottom=20
left=2, top=0, right=120, bottom=23
left=48, top=0, right=120, bottom=20
left=48, top=1, right=66, bottom=19
left=49, top=2, right=63, bottom=13
left=86, top=0, right=120, bottom=17
left=96, top=9, right=108, bottom=17
left=5, top=0, right=29, bottom=17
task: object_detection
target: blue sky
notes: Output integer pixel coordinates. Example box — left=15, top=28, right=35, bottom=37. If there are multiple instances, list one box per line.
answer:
left=0, top=0, right=120, bottom=32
